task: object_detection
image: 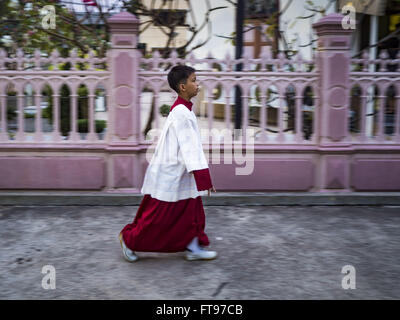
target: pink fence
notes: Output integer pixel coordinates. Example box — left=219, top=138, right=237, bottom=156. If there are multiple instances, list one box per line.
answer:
left=0, top=12, right=399, bottom=192
left=349, top=52, right=400, bottom=143
left=0, top=48, right=110, bottom=143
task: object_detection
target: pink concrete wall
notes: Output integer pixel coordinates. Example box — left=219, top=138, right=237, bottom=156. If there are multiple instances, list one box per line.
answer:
left=351, top=159, right=400, bottom=191
left=0, top=157, right=105, bottom=189
left=210, top=159, right=314, bottom=191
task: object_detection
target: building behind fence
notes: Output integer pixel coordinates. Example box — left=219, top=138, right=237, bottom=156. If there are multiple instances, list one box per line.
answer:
left=0, top=12, right=399, bottom=192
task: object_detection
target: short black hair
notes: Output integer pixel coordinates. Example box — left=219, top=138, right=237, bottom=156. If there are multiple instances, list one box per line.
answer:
left=167, top=65, right=196, bottom=93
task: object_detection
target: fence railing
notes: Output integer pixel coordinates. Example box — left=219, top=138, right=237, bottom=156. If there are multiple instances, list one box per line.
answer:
left=1, top=32, right=399, bottom=146
left=349, top=51, right=400, bottom=143
left=0, top=48, right=110, bottom=143
left=139, top=49, right=320, bottom=145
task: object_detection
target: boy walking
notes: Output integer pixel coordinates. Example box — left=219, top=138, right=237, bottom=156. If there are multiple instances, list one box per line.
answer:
left=119, top=65, right=217, bottom=262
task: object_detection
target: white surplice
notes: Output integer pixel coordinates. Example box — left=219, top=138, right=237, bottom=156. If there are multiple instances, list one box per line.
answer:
left=141, top=104, right=209, bottom=202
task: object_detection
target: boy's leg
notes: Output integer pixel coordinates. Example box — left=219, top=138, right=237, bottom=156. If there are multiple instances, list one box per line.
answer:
left=185, top=236, right=217, bottom=261
left=196, top=197, right=210, bottom=247
left=119, top=232, right=139, bottom=262
left=186, top=236, right=201, bottom=253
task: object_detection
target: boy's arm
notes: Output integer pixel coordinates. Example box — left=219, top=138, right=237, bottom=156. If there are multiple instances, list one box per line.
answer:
left=173, top=115, right=209, bottom=173
left=190, top=168, right=213, bottom=191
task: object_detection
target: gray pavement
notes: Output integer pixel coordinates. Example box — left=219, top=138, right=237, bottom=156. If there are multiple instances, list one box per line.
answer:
left=0, top=202, right=399, bottom=299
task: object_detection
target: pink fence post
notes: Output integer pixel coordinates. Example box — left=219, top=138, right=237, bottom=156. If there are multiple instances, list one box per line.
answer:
left=107, top=12, right=142, bottom=192
left=312, top=13, right=354, bottom=191
left=313, top=13, right=354, bottom=146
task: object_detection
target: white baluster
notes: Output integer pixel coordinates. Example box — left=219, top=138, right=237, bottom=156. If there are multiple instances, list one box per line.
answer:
left=16, top=48, right=24, bottom=71
left=277, top=86, right=284, bottom=143
left=70, top=49, right=78, bottom=71
left=50, top=49, right=60, bottom=70
left=87, top=93, right=98, bottom=142
left=154, top=92, right=159, bottom=132
left=294, top=51, right=303, bottom=72
left=359, top=89, right=367, bottom=143
left=277, top=52, right=285, bottom=72
left=295, top=94, right=302, bottom=143
left=260, top=47, right=271, bottom=71
left=395, top=93, right=400, bottom=143
left=34, top=49, right=42, bottom=71
left=224, top=89, right=231, bottom=132
left=51, top=94, right=62, bottom=142
left=170, top=49, right=178, bottom=66
left=0, top=48, right=6, bottom=71
left=241, top=88, right=249, bottom=142
left=0, top=94, right=8, bottom=141
left=152, top=50, right=160, bottom=71
left=362, top=51, right=369, bottom=72
left=69, top=93, right=80, bottom=141
left=310, top=93, right=319, bottom=143
left=376, top=93, right=385, bottom=142
left=88, top=50, right=95, bottom=71
left=379, top=50, right=388, bottom=71
left=15, top=91, right=25, bottom=141
left=259, top=94, right=267, bottom=143
left=34, top=92, right=43, bottom=142
left=207, top=87, right=214, bottom=132
left=225, top=51, right=232, bottom=72
left=243, top=49, right=251, bottom=71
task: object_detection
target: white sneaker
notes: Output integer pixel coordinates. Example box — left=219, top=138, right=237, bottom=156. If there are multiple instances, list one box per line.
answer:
left=185, top=248, right=218, bottom=261
left=118, top=233, right=138, bottom=262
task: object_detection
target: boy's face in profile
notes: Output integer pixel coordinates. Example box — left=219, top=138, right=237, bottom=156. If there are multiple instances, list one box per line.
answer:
left=179, top=72, right=199, bottom=99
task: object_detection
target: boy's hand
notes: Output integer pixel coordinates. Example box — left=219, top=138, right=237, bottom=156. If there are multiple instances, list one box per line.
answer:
left=208, top=186, right=216, bottom=196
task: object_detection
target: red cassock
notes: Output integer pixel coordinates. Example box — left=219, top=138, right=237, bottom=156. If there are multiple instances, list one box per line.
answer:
left=120, top=97, right=214, bottom=253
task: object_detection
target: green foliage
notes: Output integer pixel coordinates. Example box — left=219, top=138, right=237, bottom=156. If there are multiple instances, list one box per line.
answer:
left=77, top=119, right=107, bottom=133
left=249, top=105, right=258, bottom=118
left=60, top=85, right=71, bottom=137
left=7, top=104, right=16, bottom=120
left=0, top=0, right=109, bottom=57
left=159, top=104, right=170, bottom=116
left=6, top=90, right=16, bottom=120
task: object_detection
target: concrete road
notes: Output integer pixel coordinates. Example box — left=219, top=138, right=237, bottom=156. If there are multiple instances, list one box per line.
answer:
left=0, top=204, right=399, bottom=299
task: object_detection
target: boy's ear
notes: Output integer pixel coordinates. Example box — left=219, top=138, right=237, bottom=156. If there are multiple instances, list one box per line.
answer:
left=179, top=82, right=185, bottom=92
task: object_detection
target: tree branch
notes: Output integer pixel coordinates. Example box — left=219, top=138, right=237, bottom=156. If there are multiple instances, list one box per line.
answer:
left=298, top=38, right=318, bottom=48
left=296, top=13, right=316, bottom=20
left=224, top=0, right=236, bottom=6
left=36, top=26, right=88, bottom=53
left=176, top=1, right=226, bottom=54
